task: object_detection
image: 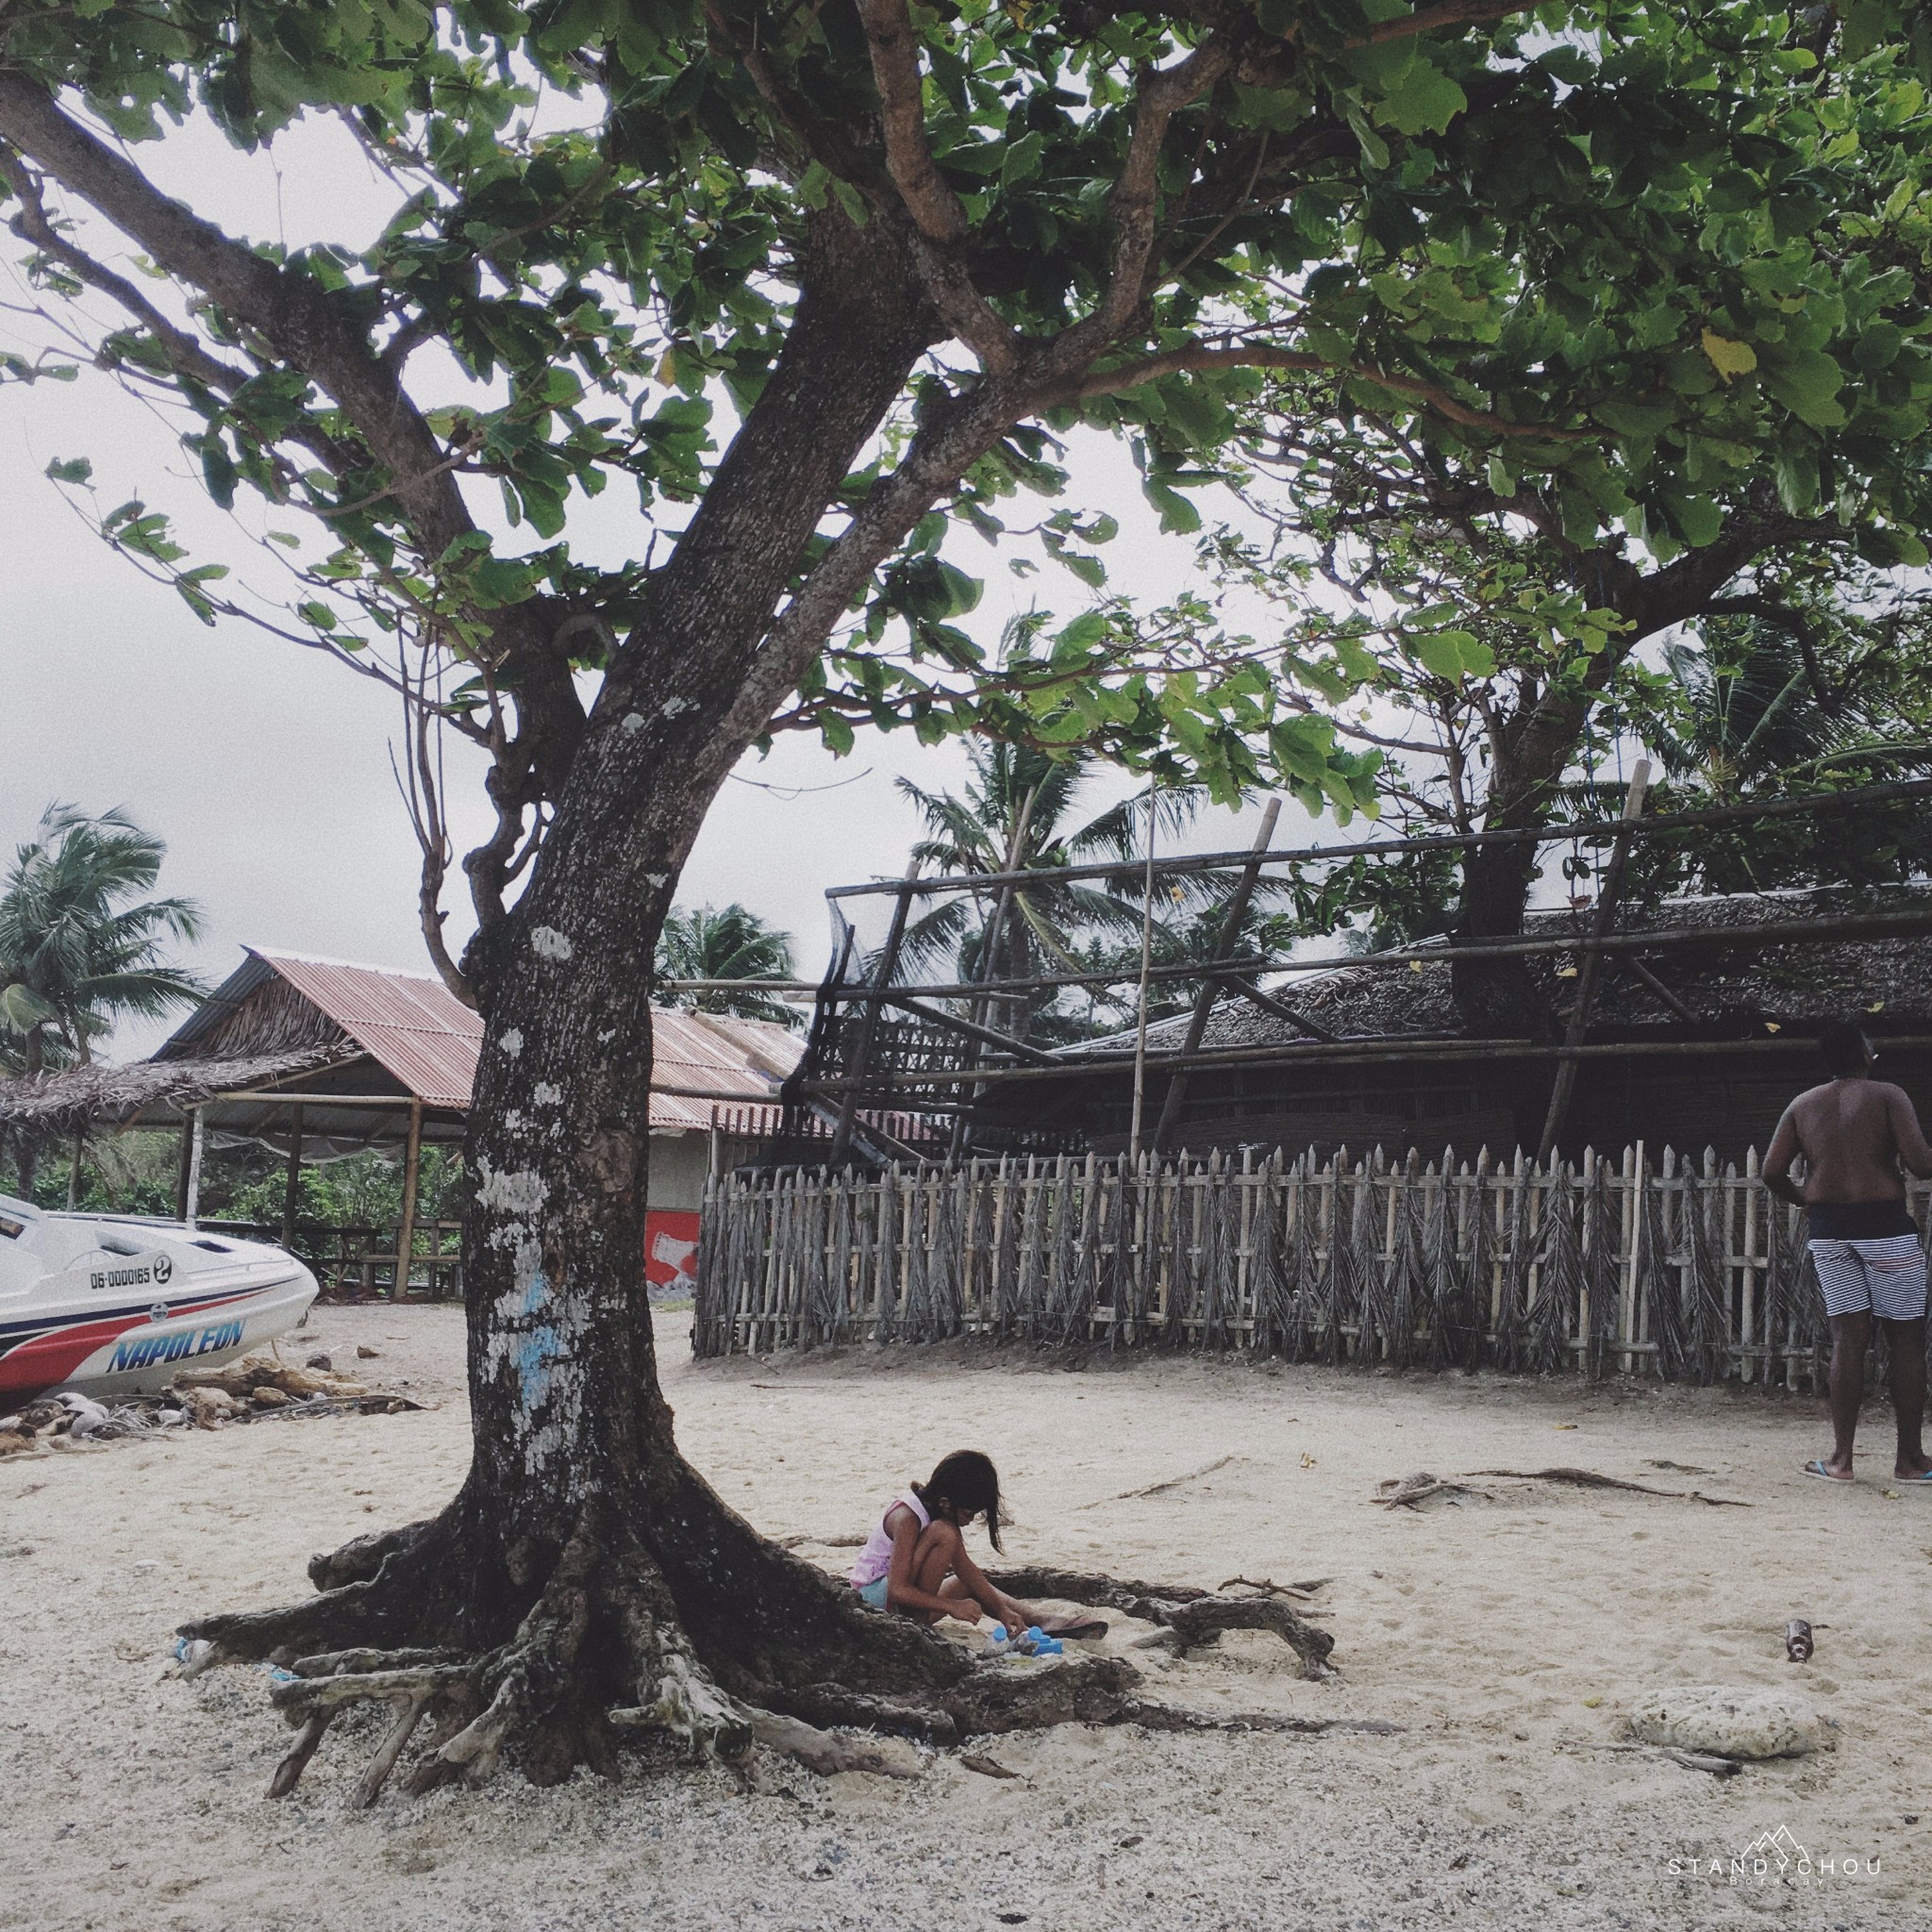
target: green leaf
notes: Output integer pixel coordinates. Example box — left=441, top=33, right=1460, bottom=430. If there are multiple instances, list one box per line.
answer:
left=44, top=457, right=92, bottom=484
left=1761, top=349, right=1847, bottom=428
left=1374, top=61, right=1468, bottom=137
left=1699, top=329, right=1757, bottom=383
left=1592, top=399, right=1677, bottom=438
left=1855, top=322, right=1904, bottom=372
left=831, top=178, right=869, bottom=228
left=1143, top=480, right=1201, bottom=534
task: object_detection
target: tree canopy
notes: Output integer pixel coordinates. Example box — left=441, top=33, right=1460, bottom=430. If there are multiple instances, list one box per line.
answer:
left=9, top=1, right=1932, bottom=1006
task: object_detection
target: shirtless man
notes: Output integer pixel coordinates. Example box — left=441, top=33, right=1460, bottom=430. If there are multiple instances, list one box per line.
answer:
left=1762, top=1018, right=1932, bottom=1483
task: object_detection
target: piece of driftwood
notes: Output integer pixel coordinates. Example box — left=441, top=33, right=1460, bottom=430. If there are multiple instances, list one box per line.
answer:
left=1375, top=1472, right=1483, bottom=1509
left=1087, top=1455, right=1238, bottom=1507
left=1464, top=1466, right=1751, bottom=1507
left=987, top=1566, right=1332, bottom=1675
left=1217, top=1574, right=1330, bottom=1601
left=1120, top=1702, right=1402, bottom=1738
left=1573, top=1740, right=1741, bottom=1779
left=959, top=1752, right=1021, bottom=1779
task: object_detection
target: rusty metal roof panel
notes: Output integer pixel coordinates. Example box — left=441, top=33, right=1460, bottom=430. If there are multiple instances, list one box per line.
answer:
left=644, top=1008, right=801, bottom=1131
left=247, top=951, right=803, bottom=1128
left=251, top=951, right=482, bottom=1108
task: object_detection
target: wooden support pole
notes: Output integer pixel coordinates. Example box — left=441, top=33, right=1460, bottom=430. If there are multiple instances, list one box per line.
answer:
left=1540, top=760, right=1650, bottom=1164
left=829, top=857, right=919, bottom=1167
left=66, top=1130, right=84, bottom=1210
left=1215, top=971, right=1340, bottom=1042
left=949, top=789, right=1042, bottom=1158
left=1153, top=797, right=1281, bottom=1154
left=183, top=1109, right=205, bottom=1229
left=280, top=1104, right=306, bottom=1250
left=175, top=1113, right=194, bottom=1222
left=1128, top=780, right=1158, bottom=1161
left=395, top=1098, right=424, bottom=1298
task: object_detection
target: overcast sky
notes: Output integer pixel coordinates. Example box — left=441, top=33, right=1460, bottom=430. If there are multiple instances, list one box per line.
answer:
left=1, top=105, right=1307, bottom=1062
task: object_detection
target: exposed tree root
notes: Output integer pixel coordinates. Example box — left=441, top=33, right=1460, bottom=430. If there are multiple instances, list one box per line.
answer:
left=178, top=1483, right=1348, bottom=1806
left=988, top=1566, right=1336, bottom=1676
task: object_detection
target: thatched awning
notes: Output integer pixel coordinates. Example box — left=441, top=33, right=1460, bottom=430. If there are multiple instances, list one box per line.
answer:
left=0, top=1047, right=347, bottom=1141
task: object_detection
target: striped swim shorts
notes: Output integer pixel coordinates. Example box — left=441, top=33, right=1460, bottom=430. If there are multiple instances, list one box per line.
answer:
left=1808, top=1233, right=1928, bottom=1323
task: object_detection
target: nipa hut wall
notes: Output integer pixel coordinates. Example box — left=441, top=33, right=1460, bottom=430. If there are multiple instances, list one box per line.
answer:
left=692, top=1143, right=1917, bottom=1391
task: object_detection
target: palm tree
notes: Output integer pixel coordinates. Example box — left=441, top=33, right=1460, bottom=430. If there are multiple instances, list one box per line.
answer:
left=0, top=804, right=205, bottom=1194
left=654, top=903, right=801, bottom=1027
left=894, top=742, right=1203, bottom=1046
left=1638, top=618, right=1932, bottom=897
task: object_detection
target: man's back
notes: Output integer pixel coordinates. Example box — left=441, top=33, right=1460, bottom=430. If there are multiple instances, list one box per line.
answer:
left=1784, top=1077, right=1912, bottom=1203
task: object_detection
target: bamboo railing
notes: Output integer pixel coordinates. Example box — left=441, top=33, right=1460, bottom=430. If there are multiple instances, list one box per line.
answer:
left=692, top=1145, right=1931, bottom=1389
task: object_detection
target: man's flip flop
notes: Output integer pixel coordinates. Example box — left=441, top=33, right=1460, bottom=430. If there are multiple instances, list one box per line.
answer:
left=1804, top=1459, right=1854, bottom=1483
left=1894, top=1469, right=1932, bottom=1484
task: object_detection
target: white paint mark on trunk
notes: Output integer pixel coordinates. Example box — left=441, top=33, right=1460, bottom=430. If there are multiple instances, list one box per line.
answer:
left=660, top=695, right=694, bottom=718
left=500, top=1028, right=524, bottom=1057
left=531, top=926, right=574, bottom=962
left=481, top=1239, right=587, bottom=1495
left=645, top=873, right=668, bottom=888
left=533, top=1082, right=563, bottom=1107
left=475, top=1158, right=549, bottom=1219
left=622, top=711, right=646, bottom=732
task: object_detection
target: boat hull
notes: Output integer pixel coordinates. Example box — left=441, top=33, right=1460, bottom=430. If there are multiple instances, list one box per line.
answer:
left=0, top=1207, right=320, bottom=1405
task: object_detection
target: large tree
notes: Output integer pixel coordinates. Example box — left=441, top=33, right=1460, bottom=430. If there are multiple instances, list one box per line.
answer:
left=1099, top=8, right=1932, bottom=1032
left=4, top=0, right=1928, bottom=1794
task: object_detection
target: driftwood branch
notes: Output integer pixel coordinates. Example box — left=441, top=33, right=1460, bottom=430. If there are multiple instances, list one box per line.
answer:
left=988, top=1567, right=1334, bottom=1674
left=1465, top=1467, right=1752, bottom=1507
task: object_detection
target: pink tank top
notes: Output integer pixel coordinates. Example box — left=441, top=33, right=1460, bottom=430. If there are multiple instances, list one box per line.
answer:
left=848, top=1490, right=929, bottom=1587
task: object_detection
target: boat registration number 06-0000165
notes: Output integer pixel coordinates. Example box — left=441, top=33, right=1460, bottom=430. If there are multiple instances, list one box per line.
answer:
left=107, top=1318, right=243, bottom=1374
left=89, top=1254, right=173, bottom=1292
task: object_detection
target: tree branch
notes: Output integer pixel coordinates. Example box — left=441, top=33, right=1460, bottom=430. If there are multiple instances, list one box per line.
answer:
left=723, top=378, right=1025, bottom=748
left=853, top=0, right=1021, bottom=371
left=0, top=75, right=471, bottom=556
left=1699, top=594, right=1845, bottom=715
left=1347, top=1, right=1527, bottom=47
left=1046, top=33, right=1236, bottom=372
left=1049, top=340, right=1593, bottom=441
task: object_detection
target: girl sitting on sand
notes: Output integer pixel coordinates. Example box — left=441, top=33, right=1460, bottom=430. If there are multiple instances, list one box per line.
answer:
left=847, top=1449, right=1105, bottom=1638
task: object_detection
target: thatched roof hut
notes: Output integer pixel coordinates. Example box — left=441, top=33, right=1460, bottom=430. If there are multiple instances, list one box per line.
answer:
left=0, top=949, right=805, bottom=1269
left=974, top=884, right=1932, bottom=1163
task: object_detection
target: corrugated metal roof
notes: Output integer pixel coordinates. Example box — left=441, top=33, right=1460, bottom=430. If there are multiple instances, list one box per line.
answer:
left=244, top=950, right=801, bottom=1129
left=252, top=950, right=481, bottom=1109
left=644, top=1006, right=802, bottom=1131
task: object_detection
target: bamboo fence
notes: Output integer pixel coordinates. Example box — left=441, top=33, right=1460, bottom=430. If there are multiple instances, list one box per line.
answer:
left=693, top=1144, right=1932, bottom=1389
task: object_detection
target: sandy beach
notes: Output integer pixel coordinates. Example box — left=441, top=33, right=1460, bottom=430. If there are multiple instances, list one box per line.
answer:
left=2, top=1307, right=1926, bottom=1931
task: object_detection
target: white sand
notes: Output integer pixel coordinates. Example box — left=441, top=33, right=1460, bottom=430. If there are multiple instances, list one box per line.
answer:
left=2, top=1307, right=1926, bottom=1930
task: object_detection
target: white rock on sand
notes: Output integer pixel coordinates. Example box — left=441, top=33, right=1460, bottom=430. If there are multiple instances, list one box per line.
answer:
left=1626, top=1685, right=1828, bottom=1759
left=1, top=1305, right=1925, bottom=1931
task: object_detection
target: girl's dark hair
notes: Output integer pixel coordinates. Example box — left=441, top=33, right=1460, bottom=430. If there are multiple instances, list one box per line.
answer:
left=914, top=1450, right=1004, bottom=1553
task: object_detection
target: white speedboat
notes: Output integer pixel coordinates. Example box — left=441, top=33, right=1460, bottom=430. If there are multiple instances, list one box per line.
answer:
left=0, top=1194, right=318, bottom=1404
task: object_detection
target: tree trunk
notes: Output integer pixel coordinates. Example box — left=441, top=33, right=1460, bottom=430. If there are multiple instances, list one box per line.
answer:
left=178, top=213, right=1161, bottom=1792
